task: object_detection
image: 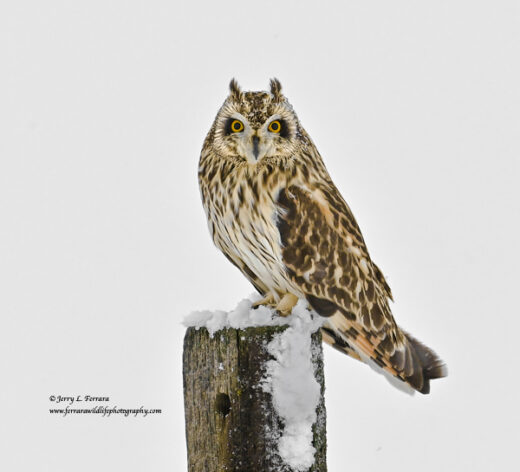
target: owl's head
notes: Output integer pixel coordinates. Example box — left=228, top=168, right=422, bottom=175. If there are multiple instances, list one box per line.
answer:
left=207, top=79, right=305, bottom=165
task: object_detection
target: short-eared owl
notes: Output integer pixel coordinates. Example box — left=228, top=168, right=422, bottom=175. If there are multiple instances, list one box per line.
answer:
left=198, top=79, right=446, bottom=394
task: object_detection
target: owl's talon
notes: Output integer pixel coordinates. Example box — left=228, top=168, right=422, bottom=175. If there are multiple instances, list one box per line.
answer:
left=275, top=293, right=299, bottom=317
left=251, top=293, right=276, bottom=310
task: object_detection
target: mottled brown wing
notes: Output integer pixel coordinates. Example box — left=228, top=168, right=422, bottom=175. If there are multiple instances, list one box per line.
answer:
left=277, top=184, right=445, bottom=393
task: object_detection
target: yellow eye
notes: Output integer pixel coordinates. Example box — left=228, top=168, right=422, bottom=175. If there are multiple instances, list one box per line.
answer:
left=230, top=120, right=244, bottom=133
left=268, top=120, right=281, bottom=133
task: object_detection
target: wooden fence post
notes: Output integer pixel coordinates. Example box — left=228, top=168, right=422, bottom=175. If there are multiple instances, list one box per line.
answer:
left=183, top=325, right=327, bottom=472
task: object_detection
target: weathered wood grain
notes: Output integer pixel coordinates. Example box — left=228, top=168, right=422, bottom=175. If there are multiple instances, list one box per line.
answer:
left=183, top=326, right=327, bottom=472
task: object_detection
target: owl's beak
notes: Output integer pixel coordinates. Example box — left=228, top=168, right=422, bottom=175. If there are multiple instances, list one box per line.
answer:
left=252, top=136, right=260, bottom=160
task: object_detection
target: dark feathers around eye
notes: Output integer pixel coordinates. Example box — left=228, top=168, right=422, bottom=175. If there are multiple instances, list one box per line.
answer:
left=224, top=117, right=236, bottom=135
left=278, top=119, right=290, bottom=138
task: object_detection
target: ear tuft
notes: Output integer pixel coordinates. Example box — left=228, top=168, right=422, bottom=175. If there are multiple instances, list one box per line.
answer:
left=270, top=78, right=283, bottom=102
left=229, top=78, right=243, bottom=101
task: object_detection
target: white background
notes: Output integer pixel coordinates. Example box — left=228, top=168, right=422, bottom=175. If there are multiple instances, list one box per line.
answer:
left=1, top=1, right=519, bottom=471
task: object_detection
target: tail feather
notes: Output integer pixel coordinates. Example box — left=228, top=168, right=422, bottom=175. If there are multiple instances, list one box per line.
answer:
left=322, top=318, right=447, bottom=394
left=403, top=331, right=448, bottom=393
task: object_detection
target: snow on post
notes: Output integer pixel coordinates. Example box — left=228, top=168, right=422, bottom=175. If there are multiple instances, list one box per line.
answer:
left=182, top=297, right=327, bottom=472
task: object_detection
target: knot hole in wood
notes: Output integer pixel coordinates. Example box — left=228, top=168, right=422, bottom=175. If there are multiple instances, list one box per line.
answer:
left=215, top=392, right=231, bottom=417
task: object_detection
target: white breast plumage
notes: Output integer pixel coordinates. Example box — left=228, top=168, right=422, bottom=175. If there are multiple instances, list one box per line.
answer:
left=208, top=168, right=295, bottom=300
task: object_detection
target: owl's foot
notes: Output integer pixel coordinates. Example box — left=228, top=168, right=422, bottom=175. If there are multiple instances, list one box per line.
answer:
left=275, top=293, right=299, bottom=317
left=251, top=293, right=276, bottom=310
